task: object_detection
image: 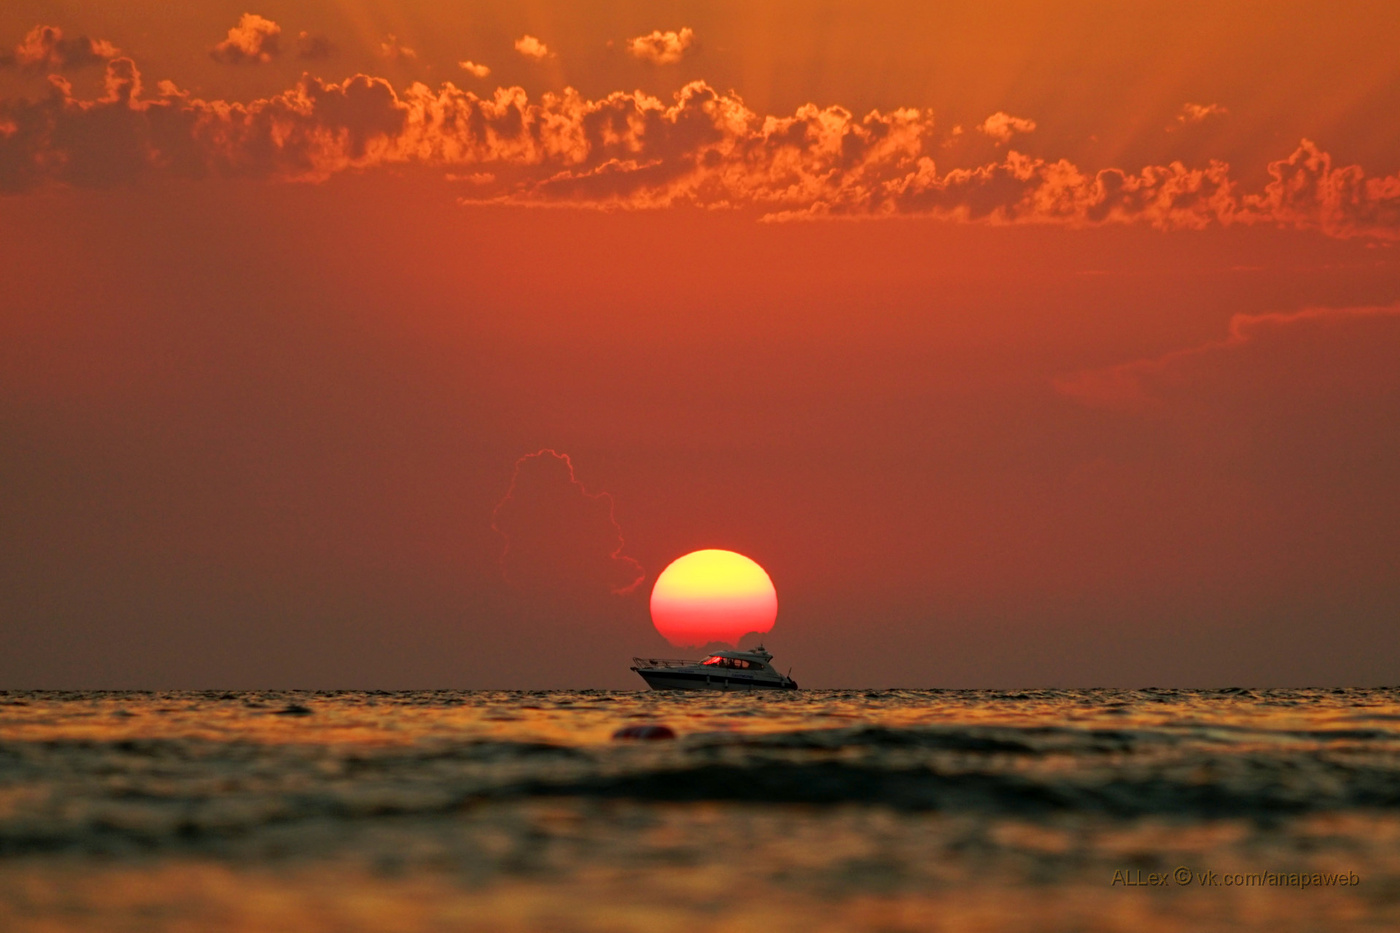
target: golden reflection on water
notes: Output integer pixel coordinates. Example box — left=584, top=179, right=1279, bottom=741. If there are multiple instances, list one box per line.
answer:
left=3, top=688, right=1395, bottom=747
left=2, top=689, right=1399, bottom=932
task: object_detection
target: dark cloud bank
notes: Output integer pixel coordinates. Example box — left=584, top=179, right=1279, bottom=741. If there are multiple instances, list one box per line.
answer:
left=0, top=44, right=1396, bottom=237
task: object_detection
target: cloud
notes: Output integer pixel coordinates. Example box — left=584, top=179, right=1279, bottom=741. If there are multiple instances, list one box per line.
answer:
left=626, top=28, right=696, bottom=65
left=1052, top=304, right=1400, bottom=600
left=1242, top=139, right=1400, bottom=240
left=2, top=61, right=1399, bottom=239
left=1055, top=304, right=1400, bottom=414
left=296, top=31, right=334, bottom=61
left=378, top=35, right=416, bottom=61
left=210, top=14, right=281, bottom=65
left=1171, top=102, right=1228, bottom=130
left=491, top=450, right=645, bottom=599
left=1053, top=303, right=1400, bottom=518
left=978, top=111, right=1036, bottom=144
left=458, top=60, right=490, bottom=78
left=514, top=35, right=551, bottom=61
left=1, top=25, right=119, bottom=72
left=0, top=61, right=404, bottom=190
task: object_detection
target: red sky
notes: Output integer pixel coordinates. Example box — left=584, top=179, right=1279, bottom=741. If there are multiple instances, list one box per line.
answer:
left=1, top=1, right=1397, bottom=688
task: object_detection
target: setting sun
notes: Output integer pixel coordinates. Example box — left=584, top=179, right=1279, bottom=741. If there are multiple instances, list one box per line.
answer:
left=650, top=549, right=778, bottom=648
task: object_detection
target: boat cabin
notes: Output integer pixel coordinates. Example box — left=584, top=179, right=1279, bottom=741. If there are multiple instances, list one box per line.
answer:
left=700, top=652, right=772, bottom=671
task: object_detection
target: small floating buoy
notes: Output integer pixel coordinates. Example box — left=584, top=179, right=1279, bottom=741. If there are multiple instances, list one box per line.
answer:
left=274, top=704, right=314, bottom=716
left=612, top=724, right=676, bottom=740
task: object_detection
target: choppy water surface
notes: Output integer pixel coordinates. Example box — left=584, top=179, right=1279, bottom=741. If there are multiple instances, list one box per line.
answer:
left=4, top=688, right=1400, bottom=931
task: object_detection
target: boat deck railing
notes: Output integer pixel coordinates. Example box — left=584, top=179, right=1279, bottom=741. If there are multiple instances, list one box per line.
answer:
left=631, top=657, right=700, bottom=669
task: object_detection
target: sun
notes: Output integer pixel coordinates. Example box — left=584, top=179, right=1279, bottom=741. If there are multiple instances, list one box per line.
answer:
left=650, top=549, right=778, bottom=648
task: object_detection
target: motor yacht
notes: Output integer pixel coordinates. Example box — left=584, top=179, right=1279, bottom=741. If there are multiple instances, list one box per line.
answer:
left=630, top=645, right=798, bottom=691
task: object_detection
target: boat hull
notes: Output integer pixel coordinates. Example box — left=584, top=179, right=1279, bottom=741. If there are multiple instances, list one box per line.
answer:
left=634, top=669, right=798, bottom=691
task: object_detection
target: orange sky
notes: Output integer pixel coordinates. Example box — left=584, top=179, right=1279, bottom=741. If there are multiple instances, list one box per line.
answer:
left=1, top=2, right=1397, bottom=688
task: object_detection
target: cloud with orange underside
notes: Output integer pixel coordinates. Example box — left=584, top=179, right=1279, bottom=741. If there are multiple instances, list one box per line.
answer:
left=1, top=25, right=119, bottom=72
left=1243, top=141, right=1400, bottom=239
left=210, top=13, right=281, bottom=65
left=1, top=55, right=1399, bottom=240
left=627, top=28, right=696, bottom=65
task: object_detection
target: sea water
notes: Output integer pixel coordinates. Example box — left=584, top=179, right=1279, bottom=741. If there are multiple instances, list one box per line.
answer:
left=2, top=688, right=1398, bottom=931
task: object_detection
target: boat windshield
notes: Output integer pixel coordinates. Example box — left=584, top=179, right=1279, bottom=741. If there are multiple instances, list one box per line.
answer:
left=701, top=656, right=761, bottom=669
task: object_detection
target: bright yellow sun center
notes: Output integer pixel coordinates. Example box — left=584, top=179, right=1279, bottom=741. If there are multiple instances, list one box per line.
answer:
left=649, top=549, right=778, bottom=648
left=652, top=549, right=771, bottom=598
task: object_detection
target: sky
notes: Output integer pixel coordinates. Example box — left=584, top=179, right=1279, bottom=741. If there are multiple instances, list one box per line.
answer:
left=1, top=1, right=1397, bottom=688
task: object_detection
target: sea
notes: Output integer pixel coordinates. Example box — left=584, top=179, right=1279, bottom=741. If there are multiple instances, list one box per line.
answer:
left=2, top=688, right=1399, bottom=932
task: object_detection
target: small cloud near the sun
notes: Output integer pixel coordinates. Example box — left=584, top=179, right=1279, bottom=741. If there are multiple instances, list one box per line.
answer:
left=978, top=111, right=1036, bottom=144
left=458, top=60, right=490, bottom=78
left=210, top=14, right=281, bottom=65
left=626, top=28, right=696, bottom=64
left=514, top=35, right=551, bottom=61
left=1, top=25, right=119, bottom=72
left=378, top=34, right=416, bottom=61
left=296, top=31, right=333, bottom=61
left=492, top=449, right=645, bottom=600
left=1170, top=102, right=1229, bottom=130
